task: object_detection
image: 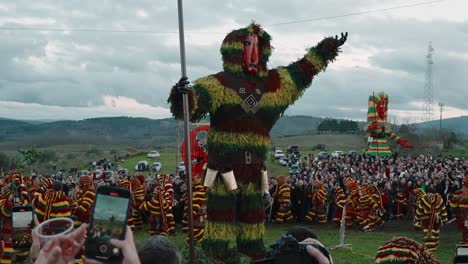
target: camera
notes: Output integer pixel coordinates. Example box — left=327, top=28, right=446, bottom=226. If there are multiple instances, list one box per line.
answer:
left=252, top=235, right=330, bottom=264
left=454, top=245, right=468, bottom=264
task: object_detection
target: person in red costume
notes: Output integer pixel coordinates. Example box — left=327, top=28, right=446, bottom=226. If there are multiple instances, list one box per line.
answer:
left=450, top=176, right=468, bottom=244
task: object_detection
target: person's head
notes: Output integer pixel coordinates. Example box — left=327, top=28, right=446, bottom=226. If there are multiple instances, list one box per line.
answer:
left=138, top=235, right=181, bottom=264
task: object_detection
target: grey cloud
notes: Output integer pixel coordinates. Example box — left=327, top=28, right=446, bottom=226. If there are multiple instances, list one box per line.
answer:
left=0, top=0, right=466, bottom=121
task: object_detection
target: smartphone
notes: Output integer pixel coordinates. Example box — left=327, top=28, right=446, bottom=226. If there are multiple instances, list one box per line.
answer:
left=84, top=186, right=132, bottom=262
left=12, top=205, right=34, bottom=250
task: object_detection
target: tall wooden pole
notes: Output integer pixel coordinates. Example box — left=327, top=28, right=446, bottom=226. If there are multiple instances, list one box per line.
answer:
left=176, top=1, right=195, bottom=263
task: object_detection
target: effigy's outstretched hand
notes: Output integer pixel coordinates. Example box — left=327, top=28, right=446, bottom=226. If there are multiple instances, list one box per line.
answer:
left=174, top=76, right=191, bottom=94
left=398, top=139, right=414, bottom=148
left=334, top=32, right=348, bottom=47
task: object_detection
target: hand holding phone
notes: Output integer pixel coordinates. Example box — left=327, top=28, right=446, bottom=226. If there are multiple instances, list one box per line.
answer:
left=12, top=206, right=34, bottom=250
left=84, top=186, right=132, bottom=262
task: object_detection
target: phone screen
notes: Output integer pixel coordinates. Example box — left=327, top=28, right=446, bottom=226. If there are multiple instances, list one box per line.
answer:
left=85, top=187, right=131, bottom=261
left=12, top=208, right=33, bottom=250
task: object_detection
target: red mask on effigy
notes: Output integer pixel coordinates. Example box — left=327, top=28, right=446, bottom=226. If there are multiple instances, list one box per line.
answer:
left=376, top=100, right=388, bottom=120
left=243, top=34, right=259, bottom=74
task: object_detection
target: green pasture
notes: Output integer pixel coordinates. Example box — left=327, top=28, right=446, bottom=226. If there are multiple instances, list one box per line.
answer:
left=133, top=220, right=458, bottom=264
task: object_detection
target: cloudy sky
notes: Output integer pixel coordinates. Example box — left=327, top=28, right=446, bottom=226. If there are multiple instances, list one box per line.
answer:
left=0, top=0, right=467, bottom=123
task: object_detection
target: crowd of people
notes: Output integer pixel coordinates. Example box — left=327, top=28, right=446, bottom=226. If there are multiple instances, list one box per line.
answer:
left=0, top=151, right=466, bottom=263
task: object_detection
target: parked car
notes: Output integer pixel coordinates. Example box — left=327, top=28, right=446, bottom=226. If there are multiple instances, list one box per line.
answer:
left=278, top=157, right=289, bottom=166
left=347, top=150, right=358, bottom=156
left=331, top=150, right=344, bottom=158
left=289, top=164, right=300, bottom=175
left=135, top=160, right=149, bottom=171
left=318, top=151, right=329, bottom=159
left=118, top=168, right=128, bottom=178
left=147, top=150, right=160, bottom=158
left=177, top=161, right=185, bottom=172
left=151, top=162, right=162, bottom=172
left=287, top=145, right=300, bottom=154
left=274, top=150, right=285, bottom=159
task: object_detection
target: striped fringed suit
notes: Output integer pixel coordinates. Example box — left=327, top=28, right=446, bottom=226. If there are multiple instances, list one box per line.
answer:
left=129, top=179, right=146, bottom=231
left=182, top=181, right=207, bottom=243
left=356, top=185, right=371, bottom=228
left=415, top=193, right=448, bottom=251
left=305, top=186, right=327, bottom=223
left=0, top=194, right=30, bottom=263
left=275, top=184, right=294, bottom=224
left=159, top=176, right=177, bottom=235
left=450, top=189, right=468, bottom=244
left=332, top=186, right=346, bottom=224
left=375, top=236, right=441, bottom=264
left=395, top=192, right=408, bottom=219
left=362, top=185, right=385, bottom=231
left=34, top=190, right=71, bottom=222
left=345, top=189, right=360, bottom=228
left=169, top=24, right=343, bottom=260
left=140, top=187, right=169, bottom=236
left=73, top=189, right=96, bottom=227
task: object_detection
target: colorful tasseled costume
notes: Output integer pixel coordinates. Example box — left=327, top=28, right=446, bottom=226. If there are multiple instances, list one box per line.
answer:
left=158, top=174, right=176, bottom=235
left=365, top=92, right=412, bottom=156
left=305, top=182, right=327, bottom=223
left=395, top=184, right=408, bottom=219
left=129, top=177, right=146, bottom=231
left=0, top=172, right=31, bottom=263
left=275, top=176, right=294, bottom=224
left=344, top=178, right=360, bottom=228
left=450, top=178, right=468, bottom=244
left=414, top=193, right=448, bottom=251
left=413, top=188, right=426, bottom=230
left=140, top=186, right=169, bottom=236
left=362, top=184, right=385, bottom=231
left=168, top=22, right=345, bottom=260
left=332, top=186, right=346, bottom=224
left=34, top=185, right=71, bottom=222
left=375, top=236, right=440, bottom=264
left=72, top=175, right=95, bottom=227
left=356, top=184, right=372, bottom=228
left=182, top=176, right=207, bottom=243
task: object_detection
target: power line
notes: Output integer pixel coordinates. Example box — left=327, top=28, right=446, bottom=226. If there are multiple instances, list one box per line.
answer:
left=0, top=0, right=445, bottom=35
left=265, top=0, right=445, bottom=27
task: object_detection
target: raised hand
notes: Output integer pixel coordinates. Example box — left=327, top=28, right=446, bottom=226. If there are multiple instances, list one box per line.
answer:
left=334, top=32, right=348, bottom=47
left=174, top=76, right=191, bottom=94
left=398, top=139, right=414, bottom=148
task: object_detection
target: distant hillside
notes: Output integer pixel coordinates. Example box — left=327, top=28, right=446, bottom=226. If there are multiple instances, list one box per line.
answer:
left=0, top=115, right=465, bottom=149
left=415, top=116, right=468, bottom=135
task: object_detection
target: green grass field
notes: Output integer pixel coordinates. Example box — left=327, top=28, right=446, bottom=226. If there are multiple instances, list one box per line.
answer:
left=133, top=220, right=458, bottom=264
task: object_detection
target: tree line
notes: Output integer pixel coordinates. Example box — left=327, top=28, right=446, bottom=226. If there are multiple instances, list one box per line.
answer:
left=317, top=118, right=359, bottom=134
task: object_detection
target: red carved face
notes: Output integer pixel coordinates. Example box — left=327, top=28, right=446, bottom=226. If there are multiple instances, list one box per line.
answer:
left=243, top=34, right=259, bottom=74
left=376, top=100, right=388, bottom=120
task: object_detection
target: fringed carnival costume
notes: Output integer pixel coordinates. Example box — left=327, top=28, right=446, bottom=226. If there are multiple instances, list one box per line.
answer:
left=344, top=177, right=360, bottom=228
left=365, top=92, right=413, bottom=157
left=158, top=173, right=177, bottom=235
left=375, top=236, right=440, bottom=264
left=414, top=193, right=448, bottom=251
left=168, top=23, right=347, bottom=259
left=140, top=185, right=170, bottom=236
left=332, top=184, right=346, bottom=224
left=305, top=181, right=327, bottom=223
left=0, top=172, right=31, bottom=263
left=72, top=175, right=95, bottom=227
left=450, top=177, right=468, bottom=244
left=182, top=175, right=207, bottom=243
left=274, top=175, right=294, bottom=224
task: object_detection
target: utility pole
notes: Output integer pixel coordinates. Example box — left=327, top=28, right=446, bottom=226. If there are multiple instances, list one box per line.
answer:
left=438, top=102, right=444, bottom=130
left=422, top=42, right=435, bottom=123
